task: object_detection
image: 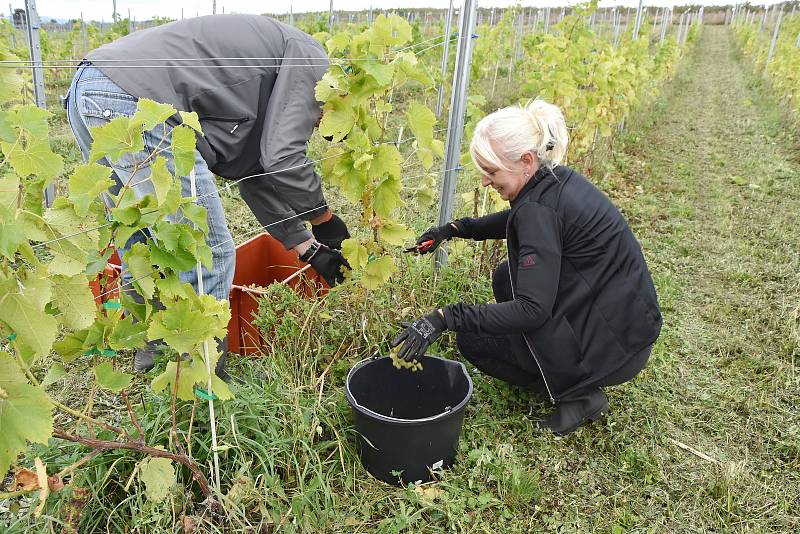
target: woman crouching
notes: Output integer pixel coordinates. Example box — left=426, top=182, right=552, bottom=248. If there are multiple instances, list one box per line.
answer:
left=392, top=99, right=662, bottom=436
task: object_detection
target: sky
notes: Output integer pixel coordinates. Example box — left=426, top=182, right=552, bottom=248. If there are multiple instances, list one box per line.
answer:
left=9, top=0, right=773, bottom=23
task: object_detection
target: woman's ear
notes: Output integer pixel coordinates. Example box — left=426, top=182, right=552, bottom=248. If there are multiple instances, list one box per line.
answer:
left=521, top=151, right=538, bottom=175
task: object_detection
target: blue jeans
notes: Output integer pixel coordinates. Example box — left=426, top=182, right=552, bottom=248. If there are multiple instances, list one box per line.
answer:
left=65, top=64, right=235, bottom=302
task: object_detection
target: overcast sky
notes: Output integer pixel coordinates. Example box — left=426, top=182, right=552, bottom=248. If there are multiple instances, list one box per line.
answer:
left=11, top=0, right=769, bottom=23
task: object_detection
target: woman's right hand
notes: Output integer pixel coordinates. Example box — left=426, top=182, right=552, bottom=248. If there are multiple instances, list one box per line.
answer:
left=413, top=221, right=463, bottom=254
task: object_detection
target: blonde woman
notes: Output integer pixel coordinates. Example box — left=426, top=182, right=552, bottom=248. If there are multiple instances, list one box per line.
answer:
left=391, top=99, right=662, bottom=436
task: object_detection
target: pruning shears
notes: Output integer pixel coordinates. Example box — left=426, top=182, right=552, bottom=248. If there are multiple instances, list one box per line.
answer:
left=404, top=239, right=435, bottom=254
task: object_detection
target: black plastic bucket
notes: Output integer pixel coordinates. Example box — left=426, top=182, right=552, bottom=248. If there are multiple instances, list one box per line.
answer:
left=345, top=354, right=473, bottom=485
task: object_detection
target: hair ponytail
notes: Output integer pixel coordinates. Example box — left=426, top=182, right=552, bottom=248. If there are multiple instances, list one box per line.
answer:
left=469, top=98, right=570, bottom=174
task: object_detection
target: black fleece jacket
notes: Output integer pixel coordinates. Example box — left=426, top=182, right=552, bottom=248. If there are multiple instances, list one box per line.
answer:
left=443, top=165, right=662, bottom=400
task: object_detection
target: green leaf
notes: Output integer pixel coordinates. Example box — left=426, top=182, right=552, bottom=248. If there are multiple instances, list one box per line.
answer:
left=1, top=139, right=64, bottom=180
left=151, top=358, right=209, bottom=401
left=110, top=204, right=142, bottom=226
left=315, top=71, right=348, bottom=102
left=325, top=32, right=350, bottom=54
left=369, top=145, right=402, bottom=180
left=124, top=243, right=156, bottom=299
left=139, top=457, right=175, bottom=502
left=373, top=175, right=402, bottom=218
left=361, top=61, right=395, bottom=86
left=179, top=111, right=203, bottom=133
left=89, top=116, right=145, bottom=164
left=147, top=296, right=229, bottom=355
left=0, top=110, right=17, bottom=142
left=0, top=206, right=25, bottom=261
left=362, top=255, right=396, bottom=289
left=41, top=362, right=66, bottom=388
left=131, top=99, right=175, bottom=131
left=108, top=315, right=148, bottom=351
left=53, top=330, right=89, bottom=363
left=182, top=203, right=209, bottom=234
left=0, top=353, right=53, bottom=477
left=68, top=163, right=114, bottom=216
left=406, top=102, right=437, bottom=150
left=0, top=173, right=20, bottom=212
left=341, top=239, right=369, bottom=269
left=10, top=106, right=51, bottom=138
left=319, top=97, right=357, bottom=143
left=0, top=274, right=57, bottom=359
left=94, top=361, right=132, bottom=392
left=171, top=126, right=196, bottom=177
left=396, top=52, right=434, bottom=86
left=51, top=275, right=96, bottom=330
left=147, top=156, right=174, bottom=207
left=378, top=221, right=414, bottom=246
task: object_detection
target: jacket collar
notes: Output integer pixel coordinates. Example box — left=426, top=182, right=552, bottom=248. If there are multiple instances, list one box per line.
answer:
left=510, top=165, right=554, bottom=207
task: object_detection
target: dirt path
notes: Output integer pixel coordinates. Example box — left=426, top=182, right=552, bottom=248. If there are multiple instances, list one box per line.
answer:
left=614, top=25, right=800, bottom=530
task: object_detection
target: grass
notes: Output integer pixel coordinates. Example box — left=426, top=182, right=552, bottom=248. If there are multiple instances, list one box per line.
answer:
left=3, top=25, right=800, bottom=533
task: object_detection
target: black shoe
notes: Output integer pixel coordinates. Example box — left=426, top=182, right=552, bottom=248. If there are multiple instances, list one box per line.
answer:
left=536, top=389, right=609, bottom=436
left=214, top=336, right=241, bottom=384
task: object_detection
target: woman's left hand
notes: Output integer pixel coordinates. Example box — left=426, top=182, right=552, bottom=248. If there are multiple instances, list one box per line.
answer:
left=390, top=310, right=447, bottom=361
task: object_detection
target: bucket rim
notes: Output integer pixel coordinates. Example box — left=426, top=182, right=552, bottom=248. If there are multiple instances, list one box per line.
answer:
left=345, top=354, right=473, bottom=425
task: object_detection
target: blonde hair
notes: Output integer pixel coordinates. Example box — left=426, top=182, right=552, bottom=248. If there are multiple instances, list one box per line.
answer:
left=469, top=98, right=569, bottom=174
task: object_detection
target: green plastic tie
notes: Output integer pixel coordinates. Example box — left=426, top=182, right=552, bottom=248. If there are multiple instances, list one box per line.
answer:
left=6, top=332, right=17, bottom=341
left=100, top=349, right=117, bottom=358
left=85, top=347, right=100, bottom=357
left=103, top=301, right=121, bottom=310
left=194, top=387, right=218, bottom=401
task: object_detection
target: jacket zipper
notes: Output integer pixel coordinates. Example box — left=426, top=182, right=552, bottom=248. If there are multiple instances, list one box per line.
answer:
left=506, top=221, right=556, bottom=405
left=200, top=116, right=250, bottom=134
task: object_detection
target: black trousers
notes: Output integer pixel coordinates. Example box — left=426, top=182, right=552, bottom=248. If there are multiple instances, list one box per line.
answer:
left=455, top=261, right=651, bottom=400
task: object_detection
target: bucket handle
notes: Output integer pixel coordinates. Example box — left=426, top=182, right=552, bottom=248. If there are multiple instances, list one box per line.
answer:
left=346, top=357, right=458, bottom=424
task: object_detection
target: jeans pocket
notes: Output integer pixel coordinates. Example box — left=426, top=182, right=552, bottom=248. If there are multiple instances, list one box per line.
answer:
left=80, top=90, right=153, bottom=171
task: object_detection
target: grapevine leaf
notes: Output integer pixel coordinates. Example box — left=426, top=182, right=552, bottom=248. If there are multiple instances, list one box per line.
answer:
left=182, top=203, right=209, bottom=234
left=139, top=457, right=175, bottom=502
left=10, top=106, right=51, bottom=138
left=147, top=297, right=229, bottom=355
left=416, top=185, right=436, bottom=206
left=171, top=126, right=196, bottom=177
left=51, top=275, right=96, bottom=330
left=151, top=359, right=209, bottom=401
left=0, top=110, right=17, bottom=142
left=406, top=102, right=436, bottom=150
left=0, top=173, right=19, bottom=212
left=1, top=139, right=64, bottom=180
left=89, top=116, right=145, bottom=164
left=53, top=330, right=89, bottom=363
left=361, top=61, right=395, bottom=86
left=124, top=243, right=156, bottom=299
left=0, top=206, right=25, bottom=261
left=0, top=353, right=53, bottom=477
left=146, top=156, right=173, bottom=207
left=396, top=52, right=434, bottom=86
left=0, top=274, right=57, bottom=359
left=179, top=111, right=203, bottom=133
left=373, top=175, right=403, bottom=218
left=154, top=274, right=195, bottom=301
left=369, top=145, right=402, bottom=180
left=378, top=221, right=414, bottom=246
left=325, top=32, right=350, bottom=54
left=315, top=71, right=348, bottom=102
left=108, top=315, right=147, bottom=351
left=362, top=255, right=397, bottom=290
left=41, top=363, right=66, bottom=388
left=68, top=163, right=114, bottom=216
left=341, top=239, right=369, bottom=270
left=319, top=97, right=356, bottom=143
left=131, top=99, right=176, bottom=131
left=94, top=361, right=132, bottom=392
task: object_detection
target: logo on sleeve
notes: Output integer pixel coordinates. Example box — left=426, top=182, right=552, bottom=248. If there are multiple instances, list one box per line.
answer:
left=520, top=254, right=536, bottom=268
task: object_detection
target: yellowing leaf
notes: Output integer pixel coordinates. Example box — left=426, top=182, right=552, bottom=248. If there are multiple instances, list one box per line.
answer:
left=378, top=221, right=413, bottom=246
left=0, top=274, right=57, bottom=359
left=406, top=102, right=437, bottom=150
left=0, top=353, right=53, bottom=477
left=319, top=97, right=357, bottom=142
left=51, top=275, right=95, bottom=330
left=369, top=145, right=402, bottom=180
left=362, top=255, right=396, bottom=289
left=94, top=361, right=133, bottom=392
left=179, top=111, right=203, bottom=133
left=361, top=60, right=395, bottom=86
left=373, top=175, right=402, bottom=218
left=341, top=238, right=369, bottom=269
left=325, top=32, right=350, bottom=54
left=148, top=156, right=174, bottom=207
left=139, top=457, right=175, bottom=502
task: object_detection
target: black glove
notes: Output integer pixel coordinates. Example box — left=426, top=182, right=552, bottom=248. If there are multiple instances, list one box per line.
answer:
left=390, top=310, right=447, bottom=361
left=299, top=241, right=350, bottom=287
left=312, top=213, right=350, bottom=250
left=414, top=221, right=465, bottom=254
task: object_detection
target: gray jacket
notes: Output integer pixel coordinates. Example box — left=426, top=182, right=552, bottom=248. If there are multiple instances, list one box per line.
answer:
left=87, top=15, right=330, bottom=249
